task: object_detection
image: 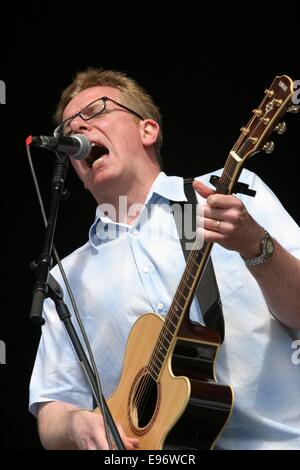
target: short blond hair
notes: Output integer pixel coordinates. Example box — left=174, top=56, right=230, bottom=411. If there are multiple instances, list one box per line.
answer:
left=55, top=68, right=163, bottom=164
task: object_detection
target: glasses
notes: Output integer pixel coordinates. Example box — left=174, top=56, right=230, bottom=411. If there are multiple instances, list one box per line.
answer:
left=54, top=96, right=144, bottom=136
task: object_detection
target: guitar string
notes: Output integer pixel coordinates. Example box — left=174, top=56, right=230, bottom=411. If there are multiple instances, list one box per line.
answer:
left=131, top=84, right=285, bottom=417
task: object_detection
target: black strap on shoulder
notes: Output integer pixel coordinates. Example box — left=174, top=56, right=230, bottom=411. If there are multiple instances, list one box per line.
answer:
left=172, top=178, right=225, bottom=342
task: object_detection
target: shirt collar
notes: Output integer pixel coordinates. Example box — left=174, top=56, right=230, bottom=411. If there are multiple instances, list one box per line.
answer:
left=144, top=171, right=187, bottom=204
left=89, top=172, right=187, bottom=246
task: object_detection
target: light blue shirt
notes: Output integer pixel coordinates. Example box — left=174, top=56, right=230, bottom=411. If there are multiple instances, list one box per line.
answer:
left=29, top=171, right=300, bottom=449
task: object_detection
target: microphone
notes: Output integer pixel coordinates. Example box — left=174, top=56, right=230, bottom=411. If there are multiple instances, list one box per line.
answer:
left=28, top=134, right=92, bottom=160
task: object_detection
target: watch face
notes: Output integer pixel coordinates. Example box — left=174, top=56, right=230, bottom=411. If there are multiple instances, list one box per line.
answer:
left=265, top=238, right=274, bottom=256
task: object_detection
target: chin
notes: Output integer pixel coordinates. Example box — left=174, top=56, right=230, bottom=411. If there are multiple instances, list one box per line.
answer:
left=93, top=168, right=120, bottom=188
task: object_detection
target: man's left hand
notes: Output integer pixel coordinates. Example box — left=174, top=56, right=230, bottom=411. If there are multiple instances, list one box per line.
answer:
left=193, top=179, right=264, bottom=258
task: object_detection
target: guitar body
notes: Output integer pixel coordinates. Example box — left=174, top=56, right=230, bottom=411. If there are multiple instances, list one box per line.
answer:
left=167, top=315, right=233, bottom=449
left=105, top=313, right=233, bottom=449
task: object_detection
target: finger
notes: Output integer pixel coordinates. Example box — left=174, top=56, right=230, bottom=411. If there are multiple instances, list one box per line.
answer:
left=204, top=218, right=225, bottom=233
left=86, top=441, right=101, bottom=450
left=116, top=423, right=140, bottom=449
left=201, top=205, right=228, bottom=221
left=125, top=437, right=140, bottom=450
left=193, top=180, right=214, bottom=199
left=207, top=193, right=242, bottom=209
left=91, top=437, right=110, bottom=450
left=197, top=202, right=225, bottom=224
left=196, top=226, right=224, bottom=243
left=83, top=436, right=109, bottom=450
left=127, top=436, right=140, bottom=445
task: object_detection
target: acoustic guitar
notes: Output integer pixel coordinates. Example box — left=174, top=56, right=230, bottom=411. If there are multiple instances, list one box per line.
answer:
left=101, top=75, right=298, bottom=449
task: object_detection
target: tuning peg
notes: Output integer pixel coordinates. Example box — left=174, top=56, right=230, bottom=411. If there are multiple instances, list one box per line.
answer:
left=253, top=108, right=263, bottom=117
left=275, top=121, right=287, bottom=134
left=287, top=105, right=300, bottom=113
left=263, top=141, right=275, bottom=154
left=265, top=89, right=274, bottom=97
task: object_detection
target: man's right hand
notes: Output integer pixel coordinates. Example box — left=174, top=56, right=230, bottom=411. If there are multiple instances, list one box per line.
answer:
left=68, top=408, right=139, bottom=450
left=37, top=401, right=139, bottom=450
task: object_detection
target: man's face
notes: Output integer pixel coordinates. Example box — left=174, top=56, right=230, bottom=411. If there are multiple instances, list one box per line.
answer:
left=61, top=86, right=146, bottom=200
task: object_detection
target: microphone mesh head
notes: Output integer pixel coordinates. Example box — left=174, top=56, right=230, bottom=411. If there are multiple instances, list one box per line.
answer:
left=72, top=134, right=92, bottom=160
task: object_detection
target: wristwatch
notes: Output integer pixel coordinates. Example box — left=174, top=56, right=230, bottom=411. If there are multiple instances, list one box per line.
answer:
left=242, top=230, right=274, bottom=266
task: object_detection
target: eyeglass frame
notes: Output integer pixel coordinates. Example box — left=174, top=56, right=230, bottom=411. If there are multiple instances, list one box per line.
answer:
left=54, top=96, right=145, bottom=136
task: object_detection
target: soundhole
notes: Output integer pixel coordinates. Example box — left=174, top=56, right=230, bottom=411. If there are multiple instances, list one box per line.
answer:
left=130, top=372, right=158, bottom=429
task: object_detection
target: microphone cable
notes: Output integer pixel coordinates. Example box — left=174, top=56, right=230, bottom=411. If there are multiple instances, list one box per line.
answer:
left=26, top=141, right=116, bottom=450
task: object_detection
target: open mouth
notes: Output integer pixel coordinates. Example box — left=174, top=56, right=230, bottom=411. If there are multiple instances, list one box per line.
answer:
left=85, top=143, right=109, bottom=168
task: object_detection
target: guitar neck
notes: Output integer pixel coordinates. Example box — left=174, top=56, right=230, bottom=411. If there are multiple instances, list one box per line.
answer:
left=147, top=154, right=242, bottom=380
left=147, top=74, right=296, bottom=380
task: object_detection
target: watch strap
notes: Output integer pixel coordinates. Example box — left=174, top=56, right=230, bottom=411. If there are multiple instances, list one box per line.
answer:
left=242, top=230, right=273, bottom=266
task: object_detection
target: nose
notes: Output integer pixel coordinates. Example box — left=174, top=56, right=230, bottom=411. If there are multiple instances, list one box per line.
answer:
left=69, top=115, right=92, bottom=135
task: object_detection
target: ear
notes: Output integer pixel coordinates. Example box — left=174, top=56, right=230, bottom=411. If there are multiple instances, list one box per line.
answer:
left=139, top=119, right=160, bottom=148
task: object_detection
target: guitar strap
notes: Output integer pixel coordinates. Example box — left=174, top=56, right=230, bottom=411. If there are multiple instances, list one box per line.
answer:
left=172, top=178, right=225, bottom=342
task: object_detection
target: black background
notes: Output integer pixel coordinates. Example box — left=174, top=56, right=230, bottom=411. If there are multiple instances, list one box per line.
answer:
left=0, top=3, right=299, bottom=451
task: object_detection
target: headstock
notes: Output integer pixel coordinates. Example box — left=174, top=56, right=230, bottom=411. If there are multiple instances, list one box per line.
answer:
left=232, top=75, right=299, bottom=163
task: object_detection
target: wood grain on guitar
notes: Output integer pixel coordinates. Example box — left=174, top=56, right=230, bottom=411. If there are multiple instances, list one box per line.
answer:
left=97, top=75, right=298, bottom=450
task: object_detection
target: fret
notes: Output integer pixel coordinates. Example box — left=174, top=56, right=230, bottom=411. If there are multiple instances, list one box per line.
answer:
left=188, top=255, right=200, bottom=270
left=156, top=341, right=168, bottom=353
left=151, top=340, right=170, bottom=375
left=181, top=275, right=193, bottom=290
left=146, top=367, right=158, bottom=381
left=164, top=321, right=176, bottom=336
left=148, top=362, right=160, bottom=378
left=169, top=307, right=181, bottom=321
left=148, top=367, right=159, bottom=381
left=165, top=316, right=177, bottom=329
left=168, top=314, right=180, bottom=331
left=162, top=329, right=173, bottom=342
left=194, top=248, right=206, bottom=264
left=153, top=334, right=172, bottom=356
left=177, top=284, right=189, bottom=301
left=173, top=297, right=185, bottom=311
left=185, top=270, right=195, bottom=281
left=150, top=360, right=161, bottom=374
left=153, top=352, right=163, bottom=366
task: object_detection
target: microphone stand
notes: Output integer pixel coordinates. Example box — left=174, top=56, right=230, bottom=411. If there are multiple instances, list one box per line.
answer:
left=30, top=153, right=125, bottom=450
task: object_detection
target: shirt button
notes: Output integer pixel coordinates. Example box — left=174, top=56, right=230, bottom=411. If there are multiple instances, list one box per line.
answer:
left=157, top=303, right=164, bottom=311
left=143, top=266, right=150, bottom=273
left=132, top=228, right=139, bottom=236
